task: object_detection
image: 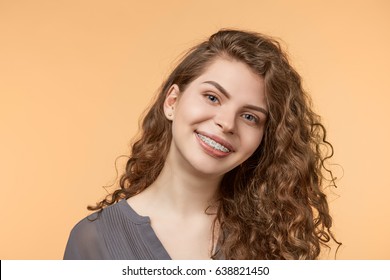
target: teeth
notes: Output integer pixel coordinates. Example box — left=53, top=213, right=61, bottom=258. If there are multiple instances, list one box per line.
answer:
left=197, top=134, right=230, bottom=153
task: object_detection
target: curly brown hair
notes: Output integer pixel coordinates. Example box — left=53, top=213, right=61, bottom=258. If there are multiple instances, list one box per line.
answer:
left=89, top=29, right=340, bottom=259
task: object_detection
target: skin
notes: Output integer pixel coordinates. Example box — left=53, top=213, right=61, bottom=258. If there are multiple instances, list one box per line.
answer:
left=127, top=57, right=267, bottom=259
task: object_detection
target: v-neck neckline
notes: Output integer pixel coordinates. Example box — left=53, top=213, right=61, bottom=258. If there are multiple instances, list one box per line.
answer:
left=118, top=199, right=172, bottom=260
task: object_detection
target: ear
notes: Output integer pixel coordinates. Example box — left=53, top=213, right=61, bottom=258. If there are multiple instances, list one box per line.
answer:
left=163, top=84, right=180, bottom=121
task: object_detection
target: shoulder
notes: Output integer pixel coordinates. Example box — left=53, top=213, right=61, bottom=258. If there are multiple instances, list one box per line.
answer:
left=68, top=211, right=102, bottom=242
left=63, top=211, right=109, bottom=259
left=64, top=200, right=148, bottom=259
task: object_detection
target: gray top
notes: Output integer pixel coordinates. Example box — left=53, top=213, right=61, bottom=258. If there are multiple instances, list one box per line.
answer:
left=63, top=199, right=172, bottom=259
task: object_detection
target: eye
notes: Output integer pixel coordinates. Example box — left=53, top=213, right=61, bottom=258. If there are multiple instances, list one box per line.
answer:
left=205, top=94, right=220, bottom=104
left=242, top=113, right=259, bottom=124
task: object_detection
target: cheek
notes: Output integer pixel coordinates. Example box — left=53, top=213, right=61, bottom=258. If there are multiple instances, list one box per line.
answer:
left=242, top=130, right=264, bottom=154
left=177, top=98, right=214, bottom=124
left=172, top=107, right=205, bottom=136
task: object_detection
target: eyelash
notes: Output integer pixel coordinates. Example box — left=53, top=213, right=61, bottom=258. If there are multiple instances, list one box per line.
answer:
left=242, top=113, right=259, bottom=124
left=204, top=93, right=260, bottom=124
left=206, top=94, right=219, bottom=103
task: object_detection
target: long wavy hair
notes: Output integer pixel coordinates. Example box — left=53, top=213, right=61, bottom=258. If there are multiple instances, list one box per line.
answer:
left=89, top=29, right=340, bottom=259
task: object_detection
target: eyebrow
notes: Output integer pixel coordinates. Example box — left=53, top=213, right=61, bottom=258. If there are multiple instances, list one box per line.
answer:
left=203, top=80, right=268, bottom=116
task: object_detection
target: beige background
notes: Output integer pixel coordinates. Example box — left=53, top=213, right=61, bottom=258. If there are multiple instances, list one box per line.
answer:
left=1, top=0, right=389, bottom=259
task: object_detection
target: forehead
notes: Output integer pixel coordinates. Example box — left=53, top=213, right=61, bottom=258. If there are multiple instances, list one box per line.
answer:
left=191, top=57, right=266, bottom=104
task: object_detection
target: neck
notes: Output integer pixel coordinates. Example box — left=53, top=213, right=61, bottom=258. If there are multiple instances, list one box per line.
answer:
left=144, top=154, right=222, bottom=217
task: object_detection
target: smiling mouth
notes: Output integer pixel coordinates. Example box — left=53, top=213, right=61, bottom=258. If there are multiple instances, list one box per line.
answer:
left=196, top=133, right=231, bottom=153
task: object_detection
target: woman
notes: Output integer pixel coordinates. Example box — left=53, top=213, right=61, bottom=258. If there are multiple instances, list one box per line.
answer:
left=64, top=29, right=339, bottom=260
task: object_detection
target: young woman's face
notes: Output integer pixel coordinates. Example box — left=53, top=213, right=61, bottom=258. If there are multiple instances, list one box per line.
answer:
left=164, top=57, right=267, bottom=178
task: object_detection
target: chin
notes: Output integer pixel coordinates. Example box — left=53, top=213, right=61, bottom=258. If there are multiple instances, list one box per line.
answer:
left=189, top=158, right=236, bottom=178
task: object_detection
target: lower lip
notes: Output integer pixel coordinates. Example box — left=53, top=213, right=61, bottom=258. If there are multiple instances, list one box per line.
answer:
left=195, top=132, right=231, bottom=159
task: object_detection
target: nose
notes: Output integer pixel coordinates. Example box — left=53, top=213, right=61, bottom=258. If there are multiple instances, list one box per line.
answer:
left=214, top=110, right=236, bottom=134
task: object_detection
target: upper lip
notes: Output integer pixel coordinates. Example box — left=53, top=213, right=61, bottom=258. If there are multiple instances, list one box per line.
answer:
left=195, top=130, right=235, bottom=152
